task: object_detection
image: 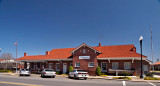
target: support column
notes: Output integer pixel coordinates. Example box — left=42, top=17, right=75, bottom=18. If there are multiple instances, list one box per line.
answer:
left=24, top=62, right=27, bottom=69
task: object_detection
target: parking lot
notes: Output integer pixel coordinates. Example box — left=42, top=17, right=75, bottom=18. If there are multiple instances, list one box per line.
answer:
left=0, top=74, right=160, bottom=86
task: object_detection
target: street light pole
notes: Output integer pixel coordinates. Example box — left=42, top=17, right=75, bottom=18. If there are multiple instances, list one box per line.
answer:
left=139, top=36, right=143, bottom=78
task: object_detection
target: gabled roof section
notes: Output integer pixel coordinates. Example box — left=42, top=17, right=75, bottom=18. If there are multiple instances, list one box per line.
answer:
left=70, top=43, right=101, bottom=54
left=93, top=44, right=146, bottom=58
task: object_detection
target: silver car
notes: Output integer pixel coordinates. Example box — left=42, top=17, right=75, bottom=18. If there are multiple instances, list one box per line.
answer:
left=68, top=69, right=89, bottom=80
left=41, top=69, right=56, bottom=78
left=19, top=69, right=31, bottom=76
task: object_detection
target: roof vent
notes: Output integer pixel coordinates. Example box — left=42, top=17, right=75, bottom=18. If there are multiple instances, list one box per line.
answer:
left=130, top=47, right=136, bottom=52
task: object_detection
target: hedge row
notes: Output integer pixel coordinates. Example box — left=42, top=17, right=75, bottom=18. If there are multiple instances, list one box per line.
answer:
left=0, top=70, right=12, bottom=73
left=144, top=77, right=160, bottom=80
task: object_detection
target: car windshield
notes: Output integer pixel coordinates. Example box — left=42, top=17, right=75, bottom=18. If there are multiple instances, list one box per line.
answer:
left=77, top=70, right=86, bottom=72
left=21, top=69, right=29, bottom=71
left=45, top=69, right=54, bottom=71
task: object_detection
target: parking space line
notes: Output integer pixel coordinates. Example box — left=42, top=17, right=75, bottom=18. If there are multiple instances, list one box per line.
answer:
left=122, top=81, right=126, bottom=86
left=148, top=82, right=156, bottom=86
left=0, top=81, right=42, bottom=86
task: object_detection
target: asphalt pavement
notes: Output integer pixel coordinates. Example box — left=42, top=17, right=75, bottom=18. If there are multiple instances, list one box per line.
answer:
left=0, top=74, right=160, bottom=86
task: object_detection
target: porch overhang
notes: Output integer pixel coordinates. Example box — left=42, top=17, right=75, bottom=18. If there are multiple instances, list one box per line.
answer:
left=17, top=59, right=73, bottom=62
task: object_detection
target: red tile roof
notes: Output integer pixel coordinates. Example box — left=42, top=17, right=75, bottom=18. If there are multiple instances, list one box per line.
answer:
left=16, top=44, right=146, bottom=61
left=0, top=59, right=4, bottom=61
left=153, top=61, right=160, bottom=65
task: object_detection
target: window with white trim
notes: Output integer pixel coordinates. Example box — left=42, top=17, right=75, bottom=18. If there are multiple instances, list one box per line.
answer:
left=88, top=62, right=94, bottom=67
left=112, top=62, right=118, bottom=69
left=75, top=63, right=80, bottom=67
left=124, top=62, right=131, bottom=70
left=101, top=62, right=107, bottom=72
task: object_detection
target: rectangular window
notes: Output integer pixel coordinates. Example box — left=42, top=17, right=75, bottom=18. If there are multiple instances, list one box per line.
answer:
left=55, top=63, right=60, bottom=71
left=101, top=62, right=107, bottom=72
left=75, top=63, right=80, bottom=67
left=83, top=49, right=86, bottom=54
left=112, top=62, right=118, bottom=69
left=88, top=62, right=94, bottom=67
left=124, top=62, right=131, bottom=70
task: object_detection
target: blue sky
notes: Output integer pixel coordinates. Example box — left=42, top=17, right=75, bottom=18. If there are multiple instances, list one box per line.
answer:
left=0, top=0, right=160, bottom=62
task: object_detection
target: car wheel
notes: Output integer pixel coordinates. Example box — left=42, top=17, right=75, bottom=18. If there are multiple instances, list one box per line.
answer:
left=41, top=74, right=44, bottom=78
left=19, top=74, right=21, bottom=76
left=68, top=74, right=71, bottom=78
left=52, top=76, right=55, bottom=78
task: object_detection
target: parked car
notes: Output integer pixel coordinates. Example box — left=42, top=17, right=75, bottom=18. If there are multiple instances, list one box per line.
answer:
left=19, top=69, right=31, bottom=76
left=68, top=69, right=89, bottom=79
left=41, top=69, right=56, bottom=78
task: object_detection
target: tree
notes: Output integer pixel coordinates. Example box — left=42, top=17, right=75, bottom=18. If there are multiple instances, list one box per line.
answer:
left=0, top=53, right=14, bottom=70
left=68, top=66, right=73, bottom=72
left=96, top=66, right=101, bottom=76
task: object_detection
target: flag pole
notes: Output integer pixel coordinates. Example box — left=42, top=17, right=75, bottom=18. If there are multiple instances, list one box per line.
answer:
left=150, top=25, right=154, bottom=72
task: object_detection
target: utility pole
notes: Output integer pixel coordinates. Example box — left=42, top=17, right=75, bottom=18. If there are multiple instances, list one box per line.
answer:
left=150, top=25, right=154, bottom=72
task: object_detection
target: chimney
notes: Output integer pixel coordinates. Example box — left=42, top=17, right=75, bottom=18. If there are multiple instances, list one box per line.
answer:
left=24, top=53, right=27, bottom=56
left=131, top=47, right=136, bottom=52
left=46, top=51, right=50, bottom=55
left=99, top=43, right=101, bottom=47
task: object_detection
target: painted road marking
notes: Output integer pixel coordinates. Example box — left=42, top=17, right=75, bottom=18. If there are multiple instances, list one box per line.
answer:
left=148, top=82, right=156, bottom=86
left=0, top=81, right=42, bottom=86
left=122, top=81, right=126, bottom=86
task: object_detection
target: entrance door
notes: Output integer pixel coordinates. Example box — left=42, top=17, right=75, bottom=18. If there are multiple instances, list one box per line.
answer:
left=101, top=62, right=107, bottom=72
left=63, top=63, right=67, bottom=74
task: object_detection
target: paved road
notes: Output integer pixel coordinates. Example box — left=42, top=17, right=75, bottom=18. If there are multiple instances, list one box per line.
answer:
left=0, top=75, right=160, bottom=86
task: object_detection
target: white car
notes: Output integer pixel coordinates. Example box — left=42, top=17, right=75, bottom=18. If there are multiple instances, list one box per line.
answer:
left=19, top=69, right=31, bottom=76
left=68, top=69, right=89, bottom=80
left=41, top=69, right=56, bottom=78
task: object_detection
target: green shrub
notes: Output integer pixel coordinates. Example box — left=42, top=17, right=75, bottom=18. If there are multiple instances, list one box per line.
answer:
left=100, top=72, right=106, bottom=75
left=122, top=71, right=131, bottom=76
left=68, top=66, right=73, bottom=73
left=0, top=70, right=12, bottom=73
left=113, top=77, right=132, bottom=80
left=145, top=72, right=154, bottom=77
left=95, top=66, right=101, bottom=76
left=100, top=73, right=107, bottom=77
left=56, top=71, right=59, bottom=75
left=144, top=77, right=160, bottom=80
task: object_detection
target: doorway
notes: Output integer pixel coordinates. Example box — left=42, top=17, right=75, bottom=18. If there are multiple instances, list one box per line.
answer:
left=63, top=63, right=67, bottom=74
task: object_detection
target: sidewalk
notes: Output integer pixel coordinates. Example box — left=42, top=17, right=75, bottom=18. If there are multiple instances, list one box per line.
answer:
left=89, top=75, right=160, bottom=82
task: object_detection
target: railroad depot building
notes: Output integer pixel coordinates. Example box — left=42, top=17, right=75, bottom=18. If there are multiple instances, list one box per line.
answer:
left=16, top=43, right=150, bottom=75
